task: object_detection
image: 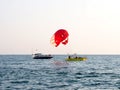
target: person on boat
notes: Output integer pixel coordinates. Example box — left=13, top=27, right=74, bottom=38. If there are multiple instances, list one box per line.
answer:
left=68, top=55, right=71, bottom=59
left=48, top=54, right=51, bottom=56
left=75, top=56, right=78, bottom=59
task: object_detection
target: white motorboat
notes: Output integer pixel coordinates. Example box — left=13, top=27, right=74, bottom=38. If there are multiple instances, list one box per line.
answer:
left=32, top=53, right=53, bottom=59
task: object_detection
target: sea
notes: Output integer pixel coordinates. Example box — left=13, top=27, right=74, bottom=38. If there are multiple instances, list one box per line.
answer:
left=0, top=55, right=120, bottom=90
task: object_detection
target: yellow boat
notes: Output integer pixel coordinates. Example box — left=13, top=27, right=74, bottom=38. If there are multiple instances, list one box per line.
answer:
left=65, top=57, right=87, bottom=61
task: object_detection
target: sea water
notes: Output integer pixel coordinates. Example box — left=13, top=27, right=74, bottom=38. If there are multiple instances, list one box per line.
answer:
left=0, top=55, right=120, bottom=90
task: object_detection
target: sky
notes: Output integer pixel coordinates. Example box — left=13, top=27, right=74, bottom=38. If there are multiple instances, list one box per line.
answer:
left=0, top=0, right=120, bottom=54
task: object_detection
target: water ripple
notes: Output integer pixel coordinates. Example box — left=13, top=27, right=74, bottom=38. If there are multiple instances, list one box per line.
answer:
left=0, top=55, right=120, bottom=90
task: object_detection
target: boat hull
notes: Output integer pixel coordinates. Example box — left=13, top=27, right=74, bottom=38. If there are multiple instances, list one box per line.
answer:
left=65, top=57, right=87, bottom=61
left=33, top=56, right=53, bottom=59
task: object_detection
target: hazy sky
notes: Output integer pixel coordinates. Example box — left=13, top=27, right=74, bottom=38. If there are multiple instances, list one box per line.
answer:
left=0, top=0, right=120, bottom=54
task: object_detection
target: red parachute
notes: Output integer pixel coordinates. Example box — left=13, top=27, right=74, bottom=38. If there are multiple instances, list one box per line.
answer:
left=50, top=29, right=69, bottom=47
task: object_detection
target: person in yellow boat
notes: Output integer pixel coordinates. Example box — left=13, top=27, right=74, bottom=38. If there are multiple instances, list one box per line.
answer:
left=68, top=55, right=71, bottom=59
left=75, top=56, right=78, bottom=59
left=68, top=55, right=79, bottom=59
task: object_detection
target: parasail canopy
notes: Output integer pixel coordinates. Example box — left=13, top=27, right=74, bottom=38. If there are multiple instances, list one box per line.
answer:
left=50, top=29, right=69, bottom=47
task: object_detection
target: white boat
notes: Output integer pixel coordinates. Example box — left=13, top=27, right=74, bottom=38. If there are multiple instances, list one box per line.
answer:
left=32, top=53, right=53, bottom=59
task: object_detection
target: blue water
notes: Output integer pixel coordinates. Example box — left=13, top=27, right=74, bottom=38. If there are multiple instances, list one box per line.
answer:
left=0, top=55, right=120, bottom=90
